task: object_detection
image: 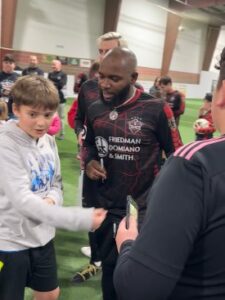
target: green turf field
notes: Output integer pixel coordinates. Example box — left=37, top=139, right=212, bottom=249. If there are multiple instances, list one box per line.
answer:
left=25, top=98, right=212, bottom=299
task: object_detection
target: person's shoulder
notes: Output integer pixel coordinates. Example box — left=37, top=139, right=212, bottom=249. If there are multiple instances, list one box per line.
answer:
left=82, top=78, right=98, bottom=89
left=40, top=133, right=57, bottom=149
left=173, top=137, right=225, bottom=171
left=80, top=79, right=99, bottom=97
left=138, top=92, right=164, bottom=106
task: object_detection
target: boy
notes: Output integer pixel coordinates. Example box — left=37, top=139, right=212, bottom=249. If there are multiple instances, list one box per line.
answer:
left=0, top=75, right=106, bottom=300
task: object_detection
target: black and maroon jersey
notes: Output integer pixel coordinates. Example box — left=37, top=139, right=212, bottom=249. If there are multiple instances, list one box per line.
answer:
left=164, top=90, right=185, bottom=123
left=84, top=89, right=182, bottom=215
left=114, top=136, right=225, bottom=299
left=195, top=109, right=216, bottom=140
left=75, top=79, right=99, bottom=135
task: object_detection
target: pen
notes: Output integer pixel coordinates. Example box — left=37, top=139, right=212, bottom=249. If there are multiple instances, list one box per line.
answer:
left=125, top=195, right=132, bottom=229
left=100, top=158, right=104, bottom=183
left=113, top=222, right=117, bottom=238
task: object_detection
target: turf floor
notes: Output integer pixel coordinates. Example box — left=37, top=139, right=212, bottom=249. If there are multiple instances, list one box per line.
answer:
left=25, top=98, right=214, bottom=299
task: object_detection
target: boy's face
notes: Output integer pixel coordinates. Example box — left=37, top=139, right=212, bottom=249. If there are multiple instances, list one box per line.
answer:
left=13, top=105, right=55, bottom=139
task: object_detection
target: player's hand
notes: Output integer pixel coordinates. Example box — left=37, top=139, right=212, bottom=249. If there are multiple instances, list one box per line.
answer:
left=86, top=160, right=107, bottom=180
left=78, top=129, right=86, bottom=146
left=116, top=216, right=138, bottom=252
left=92, top=208, right=107, bottom=230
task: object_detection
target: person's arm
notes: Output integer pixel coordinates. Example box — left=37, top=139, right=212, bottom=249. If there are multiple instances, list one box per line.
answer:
left=38, top=68, right=44, bottom=76
left=57, top=72, right=67, bottom=90
left=114, top=156, right=203, bottom=299
left=173, top=91, right=185, bottom=117
left=0, top=136, right=105, bottom=231
left=74, top=85, right=87, bottom=139
left=157, top=102, right=183, bottom=157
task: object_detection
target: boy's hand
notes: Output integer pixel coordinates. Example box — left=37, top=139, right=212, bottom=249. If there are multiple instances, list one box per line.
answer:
left=86, top=160, right=107, bottom=181
left=116, top=216, right=138, bottom=252
left=43, top=197, right=55, bottom=205
left=92, top=208, right=107, bottom=230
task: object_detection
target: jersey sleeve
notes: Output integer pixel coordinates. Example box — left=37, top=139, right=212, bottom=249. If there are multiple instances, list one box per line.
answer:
left=75, top=85, right=87, bottom=135
left=156, top=103, right=183, bottom=156
left=83, top=118, right=99, bottom=164
left=114, top=156, right=203, bottom=299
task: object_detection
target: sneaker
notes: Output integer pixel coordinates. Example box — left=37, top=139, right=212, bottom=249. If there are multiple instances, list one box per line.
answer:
left=71, top=264, right=101, bottom=283
left=80, top=246, right=91, bottom=258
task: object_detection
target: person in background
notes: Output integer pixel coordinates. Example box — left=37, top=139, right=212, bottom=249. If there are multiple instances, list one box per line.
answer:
left=114, top=47, right=225, bottom=300
left=149, top=76, right=161, bottom=97
left=88, top=62, right=100, bottom=81
left=48, top=59, right=67, bottom=140
left=47, top=112, right=61, bottom=136
left=0, top=100, right=8, bottom=125
left=0, top=75, right=107, bottom=300
left=67, top=62, right=99, bottom=159
left=71, top=32, right=129, bottom=285
left=74, top=72, right=88, bottom=94
left=0, top=54, right=20, bottom=118
left=194, top=92, right=215, bottom=140
left=84, top=47, right=182, bottom=300
left=22, top=55, right=44, bottom=76
left=159, top=75, right=185, bottom=126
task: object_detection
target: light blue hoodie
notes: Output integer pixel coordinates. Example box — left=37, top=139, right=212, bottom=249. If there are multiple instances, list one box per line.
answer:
left=0, top=121, right=93, bottom=250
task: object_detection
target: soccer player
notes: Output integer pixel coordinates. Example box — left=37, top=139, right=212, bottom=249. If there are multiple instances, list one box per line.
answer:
left=194, top=92, right=215, bottom=140
left=72, top=32, right=129, bottom=284
left=159, top=75, right=186, bottom=126
left=0, top=75, right=106, bottom=300
left=114, top=47, right=225, bottom=300
left=84, top=47, right=182, bottom=300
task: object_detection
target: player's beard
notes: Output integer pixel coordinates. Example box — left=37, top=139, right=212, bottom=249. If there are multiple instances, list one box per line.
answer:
left=100, top=84, right=131, bottom=108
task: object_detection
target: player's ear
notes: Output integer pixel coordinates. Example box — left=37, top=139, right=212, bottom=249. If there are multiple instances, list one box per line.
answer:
left=215, top=80, right=225, bottom=108
left=131, top=72, right=138, bottom=84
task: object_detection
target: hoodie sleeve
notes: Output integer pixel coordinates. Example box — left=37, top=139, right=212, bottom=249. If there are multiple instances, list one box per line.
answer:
left=0, top=136, right=93, bottom=231
left=45, top=136, right=63, bottom=206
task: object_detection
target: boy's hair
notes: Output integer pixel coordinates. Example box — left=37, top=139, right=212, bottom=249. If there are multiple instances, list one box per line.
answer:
left=96, top=31, right=128, bottom=48
left=0, top=100, right=8, bottom=120
left=159, top=76, right=172, bottom=86
left=204, top=93, right=212, bottom=102
left=11, top=75, right=59, bottom=110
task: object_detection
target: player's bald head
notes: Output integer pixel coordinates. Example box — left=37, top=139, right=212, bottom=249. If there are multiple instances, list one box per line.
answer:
left=101, top=47, right=137, bottom=74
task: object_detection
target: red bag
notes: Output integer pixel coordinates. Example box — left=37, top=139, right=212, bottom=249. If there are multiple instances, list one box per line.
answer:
left=67, top=98, right=78, bottom=129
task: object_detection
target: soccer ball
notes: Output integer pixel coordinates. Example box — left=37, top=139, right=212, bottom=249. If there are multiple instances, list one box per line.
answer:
left=193, top=118, right=209, bottom=133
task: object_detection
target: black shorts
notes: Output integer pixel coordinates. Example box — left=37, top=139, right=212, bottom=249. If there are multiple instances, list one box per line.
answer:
left=0, top=240, right=58, bottom=300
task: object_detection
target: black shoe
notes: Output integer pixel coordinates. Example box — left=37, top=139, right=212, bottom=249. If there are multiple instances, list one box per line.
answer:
left=71, top=264, right=101, bottom=283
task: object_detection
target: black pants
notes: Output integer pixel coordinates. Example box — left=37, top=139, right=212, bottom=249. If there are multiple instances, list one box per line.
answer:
left=83, top=174, right=101, bottom=263
left=95, top=213, right=123, bottom=300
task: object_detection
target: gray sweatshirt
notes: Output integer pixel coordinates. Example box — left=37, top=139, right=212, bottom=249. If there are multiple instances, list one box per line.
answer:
left=0, top=121, right=93, bottom=251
